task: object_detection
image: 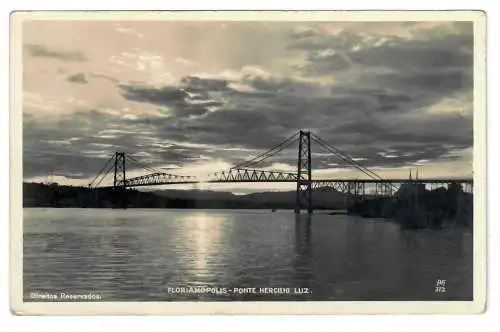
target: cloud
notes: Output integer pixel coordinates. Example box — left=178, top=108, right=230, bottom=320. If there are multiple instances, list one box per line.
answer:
left=119, top=77, right=228, bottom=119
left=111, top=67, right=472, bottom=172
left=24, top=72, right=473, bottom=180
left=67, top=73, right=88, bottom=84
left=181, top=76, right=230, bottom=92
left=22, top=21, right=474, bottom=182
left=25, top=44, right=86, bottom=61
left=348, top=37, right=472, bottom=71
left=22, top=110, right=207, bottom=180
left=290, top=23, right=473, bottom=99
left=115, top=25, right=144, bottom=38
left=374, top=70, right=471, bottom=96
left=90, top=72, right=119, bottom=83
left=121, top=84, right=188, bottom=105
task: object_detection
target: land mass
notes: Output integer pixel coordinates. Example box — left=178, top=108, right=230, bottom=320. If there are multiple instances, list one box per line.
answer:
left=22, top=182, right=347, bottom=210
left=347, top=183, right=473, bottom=228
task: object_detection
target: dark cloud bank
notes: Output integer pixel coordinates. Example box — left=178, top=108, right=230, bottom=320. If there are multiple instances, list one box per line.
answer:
left=67, top=73, right=88, bottom=84
left=25, top=44, right=87, bottom=62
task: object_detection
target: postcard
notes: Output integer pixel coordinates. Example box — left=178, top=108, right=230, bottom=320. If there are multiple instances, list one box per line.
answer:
left=10, top=10, right=486, bottom=315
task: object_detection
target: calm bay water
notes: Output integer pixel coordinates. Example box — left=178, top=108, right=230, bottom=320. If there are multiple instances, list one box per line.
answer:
left=23, top=208, right=473, bottom=301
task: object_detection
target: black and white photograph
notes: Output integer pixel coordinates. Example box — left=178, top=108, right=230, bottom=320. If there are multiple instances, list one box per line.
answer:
left=9, top=10, right=486, bottom=314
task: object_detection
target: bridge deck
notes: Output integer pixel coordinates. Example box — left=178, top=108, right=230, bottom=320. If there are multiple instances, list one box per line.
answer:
left=102, top=178, right=473, bottom=189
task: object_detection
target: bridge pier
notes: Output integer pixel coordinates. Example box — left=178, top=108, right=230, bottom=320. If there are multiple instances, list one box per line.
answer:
left=295, top=130, right=312, bottom=214
left=113, top=152, right=127, bottom=209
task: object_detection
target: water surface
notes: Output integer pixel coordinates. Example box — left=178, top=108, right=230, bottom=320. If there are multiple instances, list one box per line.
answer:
left=23, top=208, right=473, bottom=301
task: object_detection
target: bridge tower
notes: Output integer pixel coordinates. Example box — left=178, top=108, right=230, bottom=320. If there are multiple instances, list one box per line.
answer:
left=113, top=152, right=127, bottom=208
left=295, top=130, right=312, bottom=214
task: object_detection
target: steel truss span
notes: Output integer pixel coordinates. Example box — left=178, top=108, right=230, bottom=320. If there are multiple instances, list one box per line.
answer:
left=114, top=177, right=472, bottom=191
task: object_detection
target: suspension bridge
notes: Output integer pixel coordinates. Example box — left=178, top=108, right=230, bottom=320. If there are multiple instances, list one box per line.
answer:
left=88, top=130, right=473, bottom=213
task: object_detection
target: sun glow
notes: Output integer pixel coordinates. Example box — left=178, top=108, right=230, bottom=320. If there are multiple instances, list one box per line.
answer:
left=183, top=212, right=222, bottom=277
left=194, top=181, right=209, bottom=191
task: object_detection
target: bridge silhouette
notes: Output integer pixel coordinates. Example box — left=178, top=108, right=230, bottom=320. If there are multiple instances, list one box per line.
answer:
left=89, top=130, right=473, bottom=213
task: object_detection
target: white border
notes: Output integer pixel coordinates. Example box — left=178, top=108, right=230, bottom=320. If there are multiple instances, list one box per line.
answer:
left=8, top=10, right=487, bottom=316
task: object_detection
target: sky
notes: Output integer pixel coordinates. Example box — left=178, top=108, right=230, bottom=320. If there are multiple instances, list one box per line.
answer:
left=22, top=19, right=474, bottom=192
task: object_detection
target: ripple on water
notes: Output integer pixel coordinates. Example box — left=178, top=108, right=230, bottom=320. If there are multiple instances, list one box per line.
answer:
left=23, top=208, right=473, bottom=301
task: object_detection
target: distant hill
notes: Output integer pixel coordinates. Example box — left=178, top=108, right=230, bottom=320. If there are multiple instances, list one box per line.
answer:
left=23, top=182, right=347, bottom=210
left=152, top=189, right=236, bottom=201
left=153, top=188, right=346, bottom=209
left=244, top=189, right=345, bottom=206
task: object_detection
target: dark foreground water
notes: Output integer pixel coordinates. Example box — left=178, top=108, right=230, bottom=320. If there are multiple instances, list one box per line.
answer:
left=23, top=208, right=473, bottom=301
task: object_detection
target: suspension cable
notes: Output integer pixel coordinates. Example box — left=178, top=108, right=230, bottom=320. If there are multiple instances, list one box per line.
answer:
left=126, top=155, right=167, bottom=174
left=237, top=137, right=299, bottom=169
left=311, top=133, right=398, bottom=191
left=93, top=160, right=116, bottom=188
left=126, top=154, right=193, bottom=179
left=311, top=134, right=382, bottom=180
left=232, top=132, right=299, bottom=169
left=88, top=154, right=115, bottom=188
